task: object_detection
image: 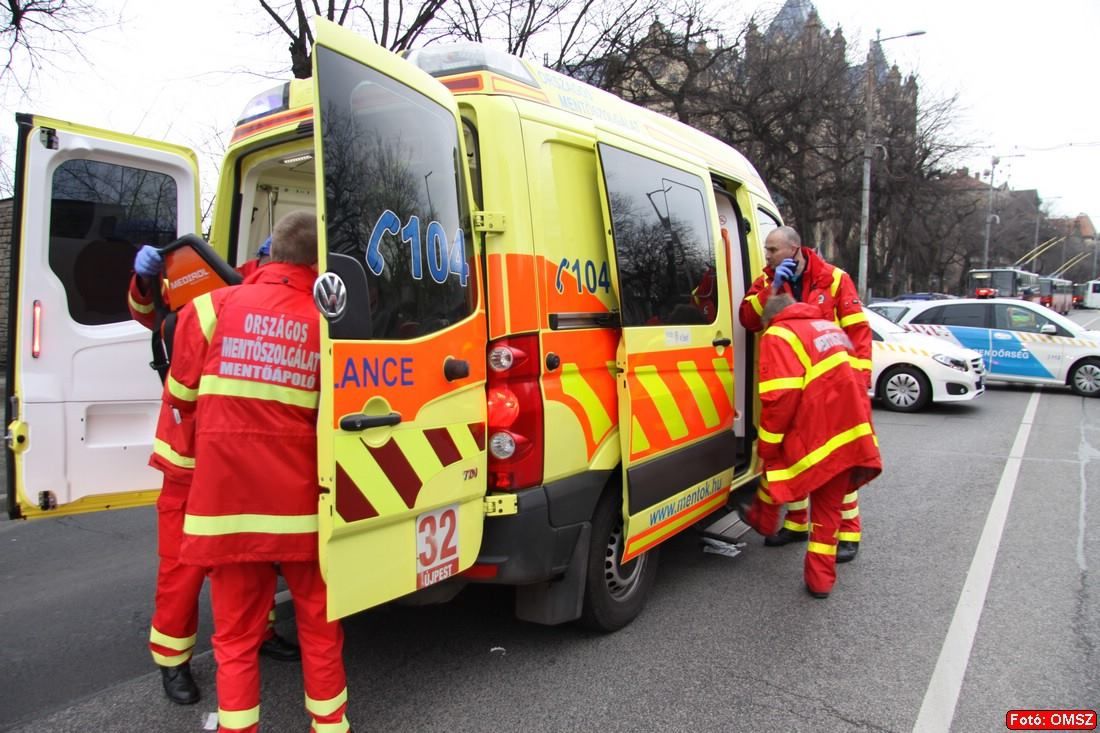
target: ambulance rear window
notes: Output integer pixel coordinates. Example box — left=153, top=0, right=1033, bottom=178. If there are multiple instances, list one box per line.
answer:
left=316, top=47, right=475, bottom=341
left=48, top=159, right=177, bottom=325
left=598, top=144, right=717, bottom=327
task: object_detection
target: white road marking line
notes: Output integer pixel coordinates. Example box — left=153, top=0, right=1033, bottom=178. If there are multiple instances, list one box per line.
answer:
left=912, top=389, right=1041, bottom=733
left=274, top=589, right=292, bottom=605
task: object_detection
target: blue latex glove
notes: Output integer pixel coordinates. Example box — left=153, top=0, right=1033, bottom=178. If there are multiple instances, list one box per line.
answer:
left=134, top=245, right=163, bottom=278
left=773, top=257, right=797, bottom=288
left=257, top=236, right=272, bottom=257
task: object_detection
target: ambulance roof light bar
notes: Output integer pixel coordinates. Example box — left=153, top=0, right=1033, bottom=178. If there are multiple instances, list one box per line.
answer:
left=236, top=83, right=290, bottom=126
left=406, top=43, right=537, bottom=87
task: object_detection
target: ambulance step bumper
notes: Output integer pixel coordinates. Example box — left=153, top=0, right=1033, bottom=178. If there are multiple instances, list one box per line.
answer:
left=700, top=509, right=752, bottom=543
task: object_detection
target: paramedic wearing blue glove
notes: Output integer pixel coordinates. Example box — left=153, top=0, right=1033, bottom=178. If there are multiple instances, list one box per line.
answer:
left=127, top=237, right=300, bottom=706
left=739, top=226, right=872, bottom=564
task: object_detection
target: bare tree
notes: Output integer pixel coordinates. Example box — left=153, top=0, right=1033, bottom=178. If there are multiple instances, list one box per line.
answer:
left=2, top=0, right=107, bottom=91
left=258, top=0, right=446, bottom=78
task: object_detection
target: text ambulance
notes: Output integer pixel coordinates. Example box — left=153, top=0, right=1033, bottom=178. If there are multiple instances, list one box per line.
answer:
left=6, top=21, right=781, bottom=630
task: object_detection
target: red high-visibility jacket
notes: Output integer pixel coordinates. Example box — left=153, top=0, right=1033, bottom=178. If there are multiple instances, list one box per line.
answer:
left=167, top=263, right=322, bottom=566
left=755, top=303, right=881, bottom=503
left=740, top=247, right=872, bottom=387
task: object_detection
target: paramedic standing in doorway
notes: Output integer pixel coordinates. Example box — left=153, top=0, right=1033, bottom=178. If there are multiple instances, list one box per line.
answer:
left=739, top=226, right=872, bottom=563
left=167, top=212, right=350, bottom=733
left=739, top=294, right=882, bottom=597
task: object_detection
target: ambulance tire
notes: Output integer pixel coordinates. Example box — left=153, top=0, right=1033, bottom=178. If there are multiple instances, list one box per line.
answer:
left=1068, top=358, right=1100, bottom=397
left=579, top=487, right=659, bottom=632
left=879, top=365, right=930, bottom=412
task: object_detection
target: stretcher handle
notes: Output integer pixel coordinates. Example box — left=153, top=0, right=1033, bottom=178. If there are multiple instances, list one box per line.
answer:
left=338, top=412, right=402, bottom=431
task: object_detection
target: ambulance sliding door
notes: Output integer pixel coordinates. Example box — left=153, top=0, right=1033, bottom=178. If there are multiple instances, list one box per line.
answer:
left=6, top=115, right=199, bottom=518
left=311, top=20, right=488, bottom=619
left=596, top=142, right=737, bottom=562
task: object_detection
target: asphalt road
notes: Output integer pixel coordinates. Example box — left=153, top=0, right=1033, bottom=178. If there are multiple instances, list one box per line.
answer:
left=1, top=314, right=1098, bottom=732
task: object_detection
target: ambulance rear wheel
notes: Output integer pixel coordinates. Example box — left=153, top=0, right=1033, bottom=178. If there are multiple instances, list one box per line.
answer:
left=1069, top=358, right=1100, bottom=397
left=579, top=488, right=659, bottom=632
left=879, top=366, right=930, bottom=412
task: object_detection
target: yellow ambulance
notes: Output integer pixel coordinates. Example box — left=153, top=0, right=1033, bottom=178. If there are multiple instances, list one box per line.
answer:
left=6, top=20, right=782, bottom=630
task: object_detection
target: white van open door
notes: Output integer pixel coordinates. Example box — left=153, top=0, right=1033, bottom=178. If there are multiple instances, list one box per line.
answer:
left=6, top=115, right=200, bottom=518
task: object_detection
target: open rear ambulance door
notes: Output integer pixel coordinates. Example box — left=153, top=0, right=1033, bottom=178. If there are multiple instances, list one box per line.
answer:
left=5, top=115, right=200, bottom=519
left=311, top=20, right=488, bottom=619
left=594, top=142, right=738, bottom=563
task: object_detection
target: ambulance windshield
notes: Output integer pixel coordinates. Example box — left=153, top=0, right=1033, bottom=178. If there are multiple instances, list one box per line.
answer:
left=316, top=47, right=475, bottom=341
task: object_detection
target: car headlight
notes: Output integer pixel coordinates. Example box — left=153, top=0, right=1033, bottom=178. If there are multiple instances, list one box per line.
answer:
left=932, top=354, right=968, bottom=372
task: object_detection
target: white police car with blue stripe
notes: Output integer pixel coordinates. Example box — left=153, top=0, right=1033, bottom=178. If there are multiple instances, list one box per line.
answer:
left=869, top=298, right=1100, bottom=397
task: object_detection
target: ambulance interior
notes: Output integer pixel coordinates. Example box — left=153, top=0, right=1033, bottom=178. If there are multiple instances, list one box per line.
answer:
left=234, top=143, right=318, bottom=266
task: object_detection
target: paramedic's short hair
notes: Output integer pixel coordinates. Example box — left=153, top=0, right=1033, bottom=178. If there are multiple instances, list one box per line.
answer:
left=774, top=226, right=801, bottom=248
left=270, top=211, right=318, bottom=265
left=763, top=293, right=795, bottom=326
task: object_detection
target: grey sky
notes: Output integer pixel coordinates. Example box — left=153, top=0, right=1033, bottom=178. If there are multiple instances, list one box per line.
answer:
left=3, top=0, right=1097, bottom=220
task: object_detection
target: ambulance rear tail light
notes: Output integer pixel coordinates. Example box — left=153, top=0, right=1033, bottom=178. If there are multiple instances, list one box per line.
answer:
left=486, top=334, right=543, bottom=491
left=31, top=300, right=42, bottom=358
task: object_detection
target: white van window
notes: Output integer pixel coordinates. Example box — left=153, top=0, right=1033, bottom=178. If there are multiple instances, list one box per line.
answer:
left=49, top=159, right=178, bottom=325
left=755, top=207, right=780, bottom=244
left=598, top=144, right=716, bottom=326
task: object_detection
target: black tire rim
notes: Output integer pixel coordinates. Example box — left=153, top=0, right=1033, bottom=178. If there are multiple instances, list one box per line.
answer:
left=604, top=515, right=647, bottom=601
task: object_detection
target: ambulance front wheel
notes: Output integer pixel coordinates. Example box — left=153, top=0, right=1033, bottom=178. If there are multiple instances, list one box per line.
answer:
left=578, top=487, right=660, bottom=632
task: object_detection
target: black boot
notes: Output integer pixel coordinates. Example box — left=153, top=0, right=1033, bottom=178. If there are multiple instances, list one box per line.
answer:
left=260, top=632, right=301, bottom=662
left=764, top=527, right=809, bottom=547
left=836, top=540, right=859, bottom=564
left=160, top=662, right=200, bottom=705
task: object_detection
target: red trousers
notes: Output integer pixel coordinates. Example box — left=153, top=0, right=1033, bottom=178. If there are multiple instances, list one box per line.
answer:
left=150, top=478, right=277, bottom=668
left=780, top=489, right=861, bottom=542
left=209, top=561, right=348, bottom=733
left=745, top=472, right=853, bottom=594
left=150, top=478, right=206, bottom=667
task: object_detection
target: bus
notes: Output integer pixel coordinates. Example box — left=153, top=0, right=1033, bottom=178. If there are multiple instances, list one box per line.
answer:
left=1084, top=280, right=1100, bottom=309
left=1039, top=276, right=1073, bottom=315
left=967, top=268, right=1040, bottom=300
left=1073, top=282, right=1087, bottom=309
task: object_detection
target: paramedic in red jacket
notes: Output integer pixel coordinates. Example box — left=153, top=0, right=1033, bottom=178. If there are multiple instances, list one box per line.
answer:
left=739, top=226, right=871, bottom=563
left=167, top=211, right=349, bottom=733
left=739, top=294, right=882, bottom=597
left=132, top=235, right=295, bottom=707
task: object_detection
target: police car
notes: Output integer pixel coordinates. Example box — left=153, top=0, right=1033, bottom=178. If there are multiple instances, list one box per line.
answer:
left=866, top=307, right=985, bottom=412
left=869, top=298, right=1100, bottom=397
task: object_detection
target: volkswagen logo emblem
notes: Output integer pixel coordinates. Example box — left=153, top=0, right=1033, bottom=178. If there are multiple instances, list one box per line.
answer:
left=313, top=272, right=347, bottom=319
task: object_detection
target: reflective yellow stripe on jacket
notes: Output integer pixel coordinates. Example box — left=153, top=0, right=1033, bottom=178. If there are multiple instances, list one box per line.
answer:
left=153, top=438, right=195, bottom=469
left=184, top=513, right=319, bottom=536
left=128, top=292, right=154, bottom=315
left=765, top=422, right=876, bottom=483
left=198, top=375, right=319, bottom=409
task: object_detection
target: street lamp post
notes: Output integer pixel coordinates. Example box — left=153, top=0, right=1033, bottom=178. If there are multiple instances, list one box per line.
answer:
left=857, top=29, right=925, bottom=301
left=981, top=153, right=1025, bottom=269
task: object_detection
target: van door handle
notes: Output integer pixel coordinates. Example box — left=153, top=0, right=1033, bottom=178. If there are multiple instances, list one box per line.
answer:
left=444, top=357, right=470, bottom=381
left=339, top=412, right=402, bottom=431
left=712, top=337, right=732, bottom=347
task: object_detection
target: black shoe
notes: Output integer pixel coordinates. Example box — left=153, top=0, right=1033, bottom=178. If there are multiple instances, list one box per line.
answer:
left=764, top=528, right=808, bottom=547
left=836, top=541, right=859, bottom=564
left=260, top=633, right=301, bottom=662
left=160, top=662, right=200, bottom=705
left=805, top=584, right=830, bottom=599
